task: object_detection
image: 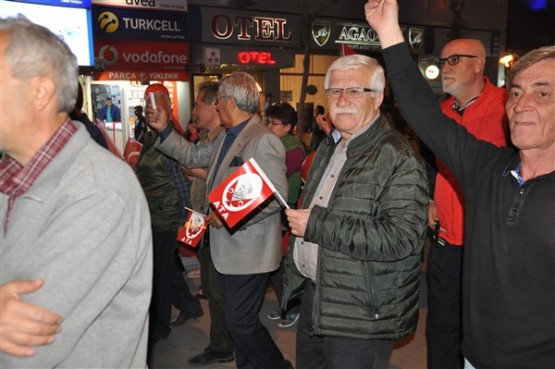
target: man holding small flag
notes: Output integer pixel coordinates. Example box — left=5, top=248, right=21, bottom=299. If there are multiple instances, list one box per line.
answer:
left=148, top=82, right=233, bottom=366
left=205, top=72, right=291, bottom=369
left=207, top=158, right=289, bottom=229
left=177, top=208, right=208, bottom=248
left=282, top=54, right=428, bottom=368
left=147, top=73, right=291, bottom=369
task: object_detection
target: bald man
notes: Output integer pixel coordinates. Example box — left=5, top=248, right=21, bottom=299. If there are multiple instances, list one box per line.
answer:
left=426, top=38, right=508, bottom=369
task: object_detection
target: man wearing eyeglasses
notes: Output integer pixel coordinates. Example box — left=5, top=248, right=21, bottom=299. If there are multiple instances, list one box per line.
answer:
left=282, top=55, right=428, bottom=369
left=207, top=73, right=292, bottom=369
left=149, top=74, right=291, bottom=369
left=366, top=1, right=555, bottom=368
left=427, top=39, right=508, bottom=369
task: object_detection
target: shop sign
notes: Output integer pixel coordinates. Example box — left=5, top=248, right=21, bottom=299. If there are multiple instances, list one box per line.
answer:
left=310, top=17, right=428, bottom=55
left=189, top=6, right=300, bottom=48
left=237, top=51, right=276, bottom=65
left=93, top=6, right=187, bottom=42
left=334, top=22, right=380, bottom=51
left=95, top=39, right=189, bottom=72
left=204, top=48, right=221, bottom=66
left=311, top=20, right=331, bottom=47
left=191, top=46, right=294, bottom=69
left=408, top=28, right=424, bottom=52
left=95, top=70, right=189, bottom=81
left=91, top=0, right=186, bottom=11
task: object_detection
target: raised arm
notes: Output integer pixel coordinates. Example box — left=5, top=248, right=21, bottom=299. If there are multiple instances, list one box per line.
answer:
left=364, top=0, right=404, bottom=48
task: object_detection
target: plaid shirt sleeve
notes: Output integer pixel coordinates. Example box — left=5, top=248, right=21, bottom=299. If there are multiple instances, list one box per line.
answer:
left=163, top=155, right=191, bottom=224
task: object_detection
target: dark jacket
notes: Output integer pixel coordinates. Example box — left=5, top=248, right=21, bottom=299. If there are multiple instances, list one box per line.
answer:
left=69, top=113, right=108, bottom=149
left=385, top=42, right=555, bottom=369
left=281, top=113, right=428, bottom=340
left=135, top=130, right=183, bottom=232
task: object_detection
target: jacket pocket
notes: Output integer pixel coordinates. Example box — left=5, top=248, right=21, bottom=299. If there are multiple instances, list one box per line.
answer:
left=362, top=262, right=380, bottom=320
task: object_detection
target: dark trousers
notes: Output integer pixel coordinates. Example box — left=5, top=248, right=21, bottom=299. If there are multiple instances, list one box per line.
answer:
left=171, top=250, right=202, bottom=318
left=220, top=272, right=292, bottom=369
left=426, top=242, right=464, bottom=369
left=297, top=281, right=393, bottom=369
left=150, top=230, right=175, bottom=338
left=151, top=230, right=201, bottom=338
left=269, top=258, right=300, bottom=317
left=198, top=245, right=233, bottom=354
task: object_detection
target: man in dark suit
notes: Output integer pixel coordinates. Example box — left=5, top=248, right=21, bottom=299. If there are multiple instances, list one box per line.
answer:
left=204, top=72, right=292, bottom=369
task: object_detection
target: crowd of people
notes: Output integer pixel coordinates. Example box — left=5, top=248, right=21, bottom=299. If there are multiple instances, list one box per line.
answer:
left=1, top=1, right=554, bottom=368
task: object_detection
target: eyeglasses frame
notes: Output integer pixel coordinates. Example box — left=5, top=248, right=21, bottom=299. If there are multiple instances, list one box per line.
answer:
left=435, top=54, right=478, bottom=68
left=325, top=87, right=379, bottom=100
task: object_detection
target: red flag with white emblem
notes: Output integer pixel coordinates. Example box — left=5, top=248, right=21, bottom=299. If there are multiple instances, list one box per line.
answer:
left=177, top=208, right=208, bottom=248
left=123, top=136, right=142, bottom=168
left=207, top=158, right=288, bottom=229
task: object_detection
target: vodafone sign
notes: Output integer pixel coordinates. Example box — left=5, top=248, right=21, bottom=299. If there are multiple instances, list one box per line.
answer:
left=95, top=39, right=188, bottom=72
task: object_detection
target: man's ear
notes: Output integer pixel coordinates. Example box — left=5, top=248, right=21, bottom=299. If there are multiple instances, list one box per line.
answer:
left=285, top=124, right=293, bottom=134
left=475, top=57, right=485, bottom=74
left=33, top=76, right=56, bottom=111
left=374, top=92, right=385, bottom=110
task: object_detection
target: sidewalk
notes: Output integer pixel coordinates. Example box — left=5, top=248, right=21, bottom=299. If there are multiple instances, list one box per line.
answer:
left=148, top=260, right=428, bottom=369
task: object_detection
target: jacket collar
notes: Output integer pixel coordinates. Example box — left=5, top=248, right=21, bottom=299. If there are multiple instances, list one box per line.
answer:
left=324, top=113, right=389, bottom=158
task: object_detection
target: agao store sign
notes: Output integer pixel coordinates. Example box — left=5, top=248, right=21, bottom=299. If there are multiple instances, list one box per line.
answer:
left=311, top=19, right=427, bottom=54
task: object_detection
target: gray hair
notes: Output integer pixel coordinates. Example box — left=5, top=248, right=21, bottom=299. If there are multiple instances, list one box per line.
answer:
left=507, top=45, right=555, bottom=88
left=0, top=15, right=79, bottom=113
left=152, top=91, right=172, bottom=112
left=198, top=81, right=219, bottom=105
left=218, top=72, right=260, bottom=113
left=324, top=54, right=385, bottom=92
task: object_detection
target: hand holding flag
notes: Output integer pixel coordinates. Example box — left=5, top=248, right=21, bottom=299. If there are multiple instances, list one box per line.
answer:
left=207, top=158, right=288, bottom=229
left=123, top=136, right=143, bottom=168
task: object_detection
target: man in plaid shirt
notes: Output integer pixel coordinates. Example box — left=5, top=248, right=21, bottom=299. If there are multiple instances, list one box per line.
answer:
left=0, top=16, right=152, bottom=368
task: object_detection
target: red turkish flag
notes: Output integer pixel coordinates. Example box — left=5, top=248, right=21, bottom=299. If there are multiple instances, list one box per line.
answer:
left=177, top=208, right=207, bottom=248
left=341, top=44, right=357, bottom=56
left=123, top=137, right=142, bottom=167
left=208, top=158, right=288, bottom=229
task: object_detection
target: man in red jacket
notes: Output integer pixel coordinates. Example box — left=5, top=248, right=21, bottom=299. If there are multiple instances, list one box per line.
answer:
left=427, top=38, right=508, bottom=369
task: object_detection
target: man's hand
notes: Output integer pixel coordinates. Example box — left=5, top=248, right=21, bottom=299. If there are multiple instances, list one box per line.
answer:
left=206, top=212, right=224, bottom=229
left=144, top=105, right=169, bottom=133
left=181, top=167, right=208, bottom=180
left=428, top=200, right=439, bottom=229
left=0, top=280, right=62, bottom=357
left=427, top=201, right=447, bottom=232
left=285, top=208, right=312, bottom=237
left=364, top=0, right=404, bottom=48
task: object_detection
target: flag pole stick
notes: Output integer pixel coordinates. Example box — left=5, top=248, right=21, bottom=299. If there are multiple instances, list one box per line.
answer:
left=249, top=158, right=290, bottom=209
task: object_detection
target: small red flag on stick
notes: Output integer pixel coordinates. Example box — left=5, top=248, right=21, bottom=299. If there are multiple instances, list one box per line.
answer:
left=207, top=158, right=288, bottom=228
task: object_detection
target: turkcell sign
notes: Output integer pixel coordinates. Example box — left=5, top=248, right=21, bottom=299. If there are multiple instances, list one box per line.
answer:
left=93, top=5, right=186, bottom=42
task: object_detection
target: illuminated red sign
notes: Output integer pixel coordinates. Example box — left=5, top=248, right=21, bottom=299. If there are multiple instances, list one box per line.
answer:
left=237, top=51, right=276, bottom=65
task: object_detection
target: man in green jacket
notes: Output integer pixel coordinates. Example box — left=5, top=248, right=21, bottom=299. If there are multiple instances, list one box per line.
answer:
left=283, top=54, right=428, bottom=369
